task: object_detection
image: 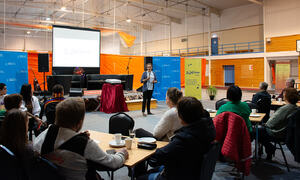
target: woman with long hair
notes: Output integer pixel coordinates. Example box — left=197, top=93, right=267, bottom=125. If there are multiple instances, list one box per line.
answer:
left=20, top=84, right=42, bottom=139
left=0, top=109, right=29, bottom=158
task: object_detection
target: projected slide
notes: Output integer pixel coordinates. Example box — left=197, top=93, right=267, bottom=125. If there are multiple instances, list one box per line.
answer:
left=53, top=26, right=100, bottom=68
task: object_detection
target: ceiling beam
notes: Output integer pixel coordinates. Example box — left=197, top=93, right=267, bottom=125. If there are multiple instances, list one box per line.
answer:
left=247, top=0, right=263, bottom=5
left=191, top=0, right=221, bottom=16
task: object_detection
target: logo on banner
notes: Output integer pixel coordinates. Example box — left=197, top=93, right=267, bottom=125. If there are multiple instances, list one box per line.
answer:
left=5, top=62, right=16, bottom=66
left=18, top=55, right=26, bottom=58
left=8, top=78, right=17, bottom=82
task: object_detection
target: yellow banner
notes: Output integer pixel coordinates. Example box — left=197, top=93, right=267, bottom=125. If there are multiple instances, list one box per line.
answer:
left=185, top=58, right=202, bottom=99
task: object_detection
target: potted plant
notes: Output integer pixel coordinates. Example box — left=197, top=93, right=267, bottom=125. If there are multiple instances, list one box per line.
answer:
left=207, top=86, right=217, bottom=100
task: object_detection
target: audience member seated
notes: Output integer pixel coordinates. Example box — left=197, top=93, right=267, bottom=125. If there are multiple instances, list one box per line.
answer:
left=33, top=97, right=128, bottom=180
left=216, top=85, right=252, bottom=133
left=0, top=94, right=23, bottom=124
left=137, top=97, right=216, bottom=180
left=252, top=82, right=271, bottom=122
left=0, top=83, right=7, bottom=109
left=135, top=87, right=183, bottom=141
left=276, top=78, right=295, bottom=100
left=44, top=84, right=65, bottom=125
left=259, top=88, right=299, bottom=160
left=20, top=84, right=43, bottom=139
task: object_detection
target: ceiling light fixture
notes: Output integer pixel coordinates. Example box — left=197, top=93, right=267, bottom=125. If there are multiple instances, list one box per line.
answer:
left=61, top=6, right=66, bottom=11
left=126, top=18, right=132, bottom=23
left=26, top=31, right=31, bottom=34
left=46, top=17, right=51, bottom=21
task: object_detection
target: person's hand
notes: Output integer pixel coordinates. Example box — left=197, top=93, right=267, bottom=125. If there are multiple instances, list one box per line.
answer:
left=153, top=80, right=157, bottom=83
left=116, top=148, right=129, bottom=160
left=82, top=130, right=90, bottom=137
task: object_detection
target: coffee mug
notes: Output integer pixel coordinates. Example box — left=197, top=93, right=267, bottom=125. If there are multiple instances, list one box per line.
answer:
left=114, top=133, right=122, bottom=144
left=125, top=138, right=133, bottom=150
left=252, top=109, right=256, bottom=114
left=278, top=98, right=282, bottom=103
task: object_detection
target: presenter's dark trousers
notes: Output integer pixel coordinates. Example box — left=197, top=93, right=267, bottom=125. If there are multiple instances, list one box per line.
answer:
left=142, top=90, right=153, bottom=113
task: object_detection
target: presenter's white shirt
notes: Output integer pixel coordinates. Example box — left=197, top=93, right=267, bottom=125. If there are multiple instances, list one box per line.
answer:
left=147, top=71, right=154, bottom=90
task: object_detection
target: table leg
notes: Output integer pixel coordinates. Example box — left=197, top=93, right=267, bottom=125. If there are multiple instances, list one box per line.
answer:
left=255, top=123, right=258, bottom=160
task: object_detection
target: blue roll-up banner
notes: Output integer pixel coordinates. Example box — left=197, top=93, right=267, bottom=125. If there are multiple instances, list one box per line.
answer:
left=152, top=56, right=181, bottom=101
left=0, top=51, right=28, bottom=94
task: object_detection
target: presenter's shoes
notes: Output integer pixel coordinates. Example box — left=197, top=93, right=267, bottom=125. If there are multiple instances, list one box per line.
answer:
left=142, top=112, right=147, bottom=117
left=147, top=112, right=154, bottom=115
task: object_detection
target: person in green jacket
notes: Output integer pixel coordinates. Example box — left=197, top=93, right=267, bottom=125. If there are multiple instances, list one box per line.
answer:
left=217, top=85, right=252, bottom=133
left=259, top=88, right=299, bottom=160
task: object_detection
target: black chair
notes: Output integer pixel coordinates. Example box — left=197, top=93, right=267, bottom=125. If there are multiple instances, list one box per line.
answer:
left=45, top=110, right=56, bottom=125
left=109, top=112, right=134, bottom=136
left=244, top=100, right=258, bottom=109
left=256, top=97, right=271, bottom=123
left=0, top=145, right=23, bottom=180
left=200, top=142, right=221, bottom=180
left=71, top=75, right=82, bottom=88
left=273, top=139, right=290, bottom=172
left=215, top=98, right=228, bottom=110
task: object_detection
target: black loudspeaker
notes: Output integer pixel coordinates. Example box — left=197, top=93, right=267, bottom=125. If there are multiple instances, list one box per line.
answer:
left=69, top=88, right=83, bottom=97
left=144, top=57, right=153, bottom=70
left=38, top=53, right=49, bottom=72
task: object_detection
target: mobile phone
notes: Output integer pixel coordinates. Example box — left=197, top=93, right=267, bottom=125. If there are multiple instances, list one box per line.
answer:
left=106, top=149, right=116, bottom=154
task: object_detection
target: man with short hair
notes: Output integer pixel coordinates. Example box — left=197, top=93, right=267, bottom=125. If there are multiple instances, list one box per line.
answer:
left=277, top=78, right=295, bottom=99
left=252, top=82, right=271, bottom=122
left=34, top=97, right=128, bottom=180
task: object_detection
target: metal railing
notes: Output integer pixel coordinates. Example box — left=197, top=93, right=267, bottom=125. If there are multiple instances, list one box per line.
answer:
left=136, top=40, right=264, bottom=57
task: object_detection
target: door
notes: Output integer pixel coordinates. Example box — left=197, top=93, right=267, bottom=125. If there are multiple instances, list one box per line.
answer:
left=224, top=65, right=235, bottom=86
left=211, top=37, right=218, bottom=55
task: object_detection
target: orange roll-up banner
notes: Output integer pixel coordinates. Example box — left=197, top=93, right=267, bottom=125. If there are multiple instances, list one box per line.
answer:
left=27, top=52, right=53, bottom=91
left=100, top=54, right=144, bottom=90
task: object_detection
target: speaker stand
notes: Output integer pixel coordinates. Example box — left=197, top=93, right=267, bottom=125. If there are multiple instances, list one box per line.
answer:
left=42, top=72, right=47, bottom=101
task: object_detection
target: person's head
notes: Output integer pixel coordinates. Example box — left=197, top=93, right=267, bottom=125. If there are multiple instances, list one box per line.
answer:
left=286, top=78, right=295, bottom=88
left=227, top=85, right=242, bottom=102
left=0, top=83, right=7, bottom=96
left=259, top=82, right=268, bottom=91
left=0, top=109, right=28, bottom=157
left=55, top=97, right=85, bottom=132
left=177, top=97, right=204, bottom=125
left=20, top=84, right=32, bottom=103
left=4, top=94, right=23, bottom=111
left=284, top=88, right=299, bottom=105
left=166, top=87, right=183, bottom=107
left=52, top=84, right=64, bottom=98
left=146, top=63, right=152, bottom=72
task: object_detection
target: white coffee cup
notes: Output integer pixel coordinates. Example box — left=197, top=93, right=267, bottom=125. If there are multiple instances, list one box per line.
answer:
left=278, top=98, right=282, bottom=103
left=114, top=133, right=122, bottom=144
left=252, top=109, right=256, bottom=114
left=125, top=138, right=133, bottom=150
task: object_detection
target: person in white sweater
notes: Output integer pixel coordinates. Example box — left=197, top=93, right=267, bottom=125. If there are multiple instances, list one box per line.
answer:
left=0, top=83, right=7, bottom=109
left=34, top=97, right=128, bottom=180
left=136, top=87, right=183, bottom=141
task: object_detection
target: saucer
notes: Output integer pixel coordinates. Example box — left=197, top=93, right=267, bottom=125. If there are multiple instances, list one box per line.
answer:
left=109, top=140, right=125, bottom=148
left=250, top=114, right=261, bottom=117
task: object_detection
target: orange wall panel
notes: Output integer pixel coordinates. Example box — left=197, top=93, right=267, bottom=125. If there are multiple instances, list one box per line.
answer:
left=180, top=57, right=185, bottom=87
left=100, top=54, right=144, bottom=90
left=266, top=34, right=300, bottom=52
left=27, top=52, right=53, bottom=91
left=211, top=58, right=264, bottom=88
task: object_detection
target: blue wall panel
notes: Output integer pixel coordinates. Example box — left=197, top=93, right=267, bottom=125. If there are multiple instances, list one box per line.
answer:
left=152, top=57, right=181, bottom=101
left=0, top=51, right=28, bottom=94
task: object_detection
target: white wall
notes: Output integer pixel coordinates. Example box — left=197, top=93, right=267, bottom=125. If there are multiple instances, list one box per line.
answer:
left=265, top=0, right=300, bottom=37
